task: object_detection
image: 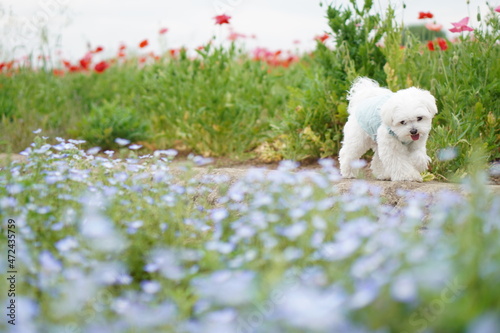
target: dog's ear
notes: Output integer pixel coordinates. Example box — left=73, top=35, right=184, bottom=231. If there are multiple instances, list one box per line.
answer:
left=418, top=89, right=438, bottom=117
left=380, top=97, right=398, bottom=126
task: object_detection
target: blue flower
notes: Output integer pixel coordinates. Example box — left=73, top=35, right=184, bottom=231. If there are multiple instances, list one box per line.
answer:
left=115, top=138, right=131, bottom=146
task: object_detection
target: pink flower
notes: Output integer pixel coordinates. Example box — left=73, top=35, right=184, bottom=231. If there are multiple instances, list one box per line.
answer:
left=449, top=17, right=474, bottom=33
left=159, top=28, right=168, bottom=34
left=425, top=22, right=443, bottom=31
left=228, top=31, right=246, bottom=41
left=495, top=5, right=500, bottom=13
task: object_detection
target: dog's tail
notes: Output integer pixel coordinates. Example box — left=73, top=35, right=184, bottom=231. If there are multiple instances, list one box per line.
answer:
left=347, top=77, right=389, bottom=114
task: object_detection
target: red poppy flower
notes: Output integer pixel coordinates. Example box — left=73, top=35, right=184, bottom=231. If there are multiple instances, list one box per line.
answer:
left=79, top=53, right=92, bottom=70
left=315, top=33, right=329, bottom=43
left=427, top=40, right=435, bottom=51
left=139, top=39, right=149, bottom=48
left=418, top=12, right=434, bottom=19
left=94, top=61, right=109, bottom=73
left=159, top=28, right=168, bottom=34
left=69, top=65, right=80, bottom=73
left=119, top=44, right=127, bottom=51
left=214, top=14, right=231, bottom=25
left=93, top=46, right=104, bottom=53
left=62, top=60, right=72, bottom=69
left=436, top=38, right=448, bottom=51
left=53, top=69, right=65, bottom=76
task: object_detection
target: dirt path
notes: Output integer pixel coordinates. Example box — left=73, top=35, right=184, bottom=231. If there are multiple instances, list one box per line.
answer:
left=2, top=153, right=499, bottom=208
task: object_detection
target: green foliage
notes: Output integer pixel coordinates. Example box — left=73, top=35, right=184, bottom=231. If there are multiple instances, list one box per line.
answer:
left=0, top=4, right=499, bottom=179
left=326, top=0, right=388, bottom=83
left=75, top=99, right=151, bottom=149
left=139, top=45, right=290, bottom=157
left=404, top=24, right=447, bottom=42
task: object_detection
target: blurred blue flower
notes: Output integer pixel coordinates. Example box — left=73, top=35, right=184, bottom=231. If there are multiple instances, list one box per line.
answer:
left=320, top=237, right=361, bottom=261
left=115, top=138, right=131, bottom=146
left=129, top=144, right=142, bottom=150
left=211, top=208, right=229, bottom=222
left=192, top=270, right=255, bottom=306
left=276, top=283, right=346, bottom=330
left=146, top=248, right=185, bottom=281
left=55, top=237, right=78, bottom=252
left=39, top=250, right=62, bottom=273
left=390, top=274, right=418, bottom=303
left=278, top=221, right=307, bottom=241
left=141, top=280, right=161, bottom=294
left=437, top=147, right=458, bottom=161
left=349, top=279, right=380, bottom=309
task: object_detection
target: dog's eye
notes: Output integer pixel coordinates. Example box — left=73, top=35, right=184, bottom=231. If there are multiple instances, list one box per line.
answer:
left=400, top=121, right=406, bottom=125
left=417, top=117, right=423, bottom=121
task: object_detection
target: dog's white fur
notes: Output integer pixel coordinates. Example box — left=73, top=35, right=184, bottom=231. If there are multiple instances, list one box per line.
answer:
left=339, top=77, right=437, bottom=182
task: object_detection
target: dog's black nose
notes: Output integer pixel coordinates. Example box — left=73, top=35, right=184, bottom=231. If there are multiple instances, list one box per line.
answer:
left=410, top=129, right=418, bottom=135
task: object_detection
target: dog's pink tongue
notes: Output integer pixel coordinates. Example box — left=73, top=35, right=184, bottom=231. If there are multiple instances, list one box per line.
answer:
left=411, top=134, right=420, bottom=141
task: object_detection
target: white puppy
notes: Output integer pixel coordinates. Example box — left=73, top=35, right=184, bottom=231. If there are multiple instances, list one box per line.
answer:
left=339, top=77, right=437, bottom=182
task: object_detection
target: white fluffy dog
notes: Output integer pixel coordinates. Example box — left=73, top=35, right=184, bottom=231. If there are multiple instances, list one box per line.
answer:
left=339, top=77, right=438, bottom=182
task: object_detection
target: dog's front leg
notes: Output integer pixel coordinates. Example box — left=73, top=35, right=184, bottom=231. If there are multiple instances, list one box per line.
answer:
left=377, top=130, right=423, bottom=182
left=408, top=140, right=431, bottom=172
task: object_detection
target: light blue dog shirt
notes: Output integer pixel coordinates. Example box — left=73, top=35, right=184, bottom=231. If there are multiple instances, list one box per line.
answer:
left=354, top=94, right=394, bottom=142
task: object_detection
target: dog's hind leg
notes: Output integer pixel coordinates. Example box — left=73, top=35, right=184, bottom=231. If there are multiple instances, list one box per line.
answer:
left=339, top=118, right=371, bottom=178
left=370, top=148, right=390, bottom=180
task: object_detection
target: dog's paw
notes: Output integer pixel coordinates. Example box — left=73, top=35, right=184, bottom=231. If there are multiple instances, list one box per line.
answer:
left=391, top=171, right=423, bottom=182
left=341, top=172, right=356, bottom=179
left=411, top=153, right=431, bottom=172
left=375, top=175, right=391, bottom=181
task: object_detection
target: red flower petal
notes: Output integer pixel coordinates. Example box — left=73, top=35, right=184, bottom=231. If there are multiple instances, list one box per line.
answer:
left=94, top=61, right=110, bottom=73
left=437, top=38, right=448, bottom=51
left=139, top=39, right=149, bottom=48
left=214, top=14, right=231, bottom=25
left=427, top=40, right=435, bottom=51
left=53, top=69, right=65, bottom=76
left=159, top=28, right=168, bottom=34
left=418, top=12, right=434, bottom=19
left=93, top=46, right=104, bottom=53
left=315, top=33, right=329, bottom=43
left=79, top=52, right=92, bottom=70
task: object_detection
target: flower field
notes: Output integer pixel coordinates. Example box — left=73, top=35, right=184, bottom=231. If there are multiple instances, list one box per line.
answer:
left=1, top=1, right=500, bottom=332
left=1, top=135, right=499, bottom=332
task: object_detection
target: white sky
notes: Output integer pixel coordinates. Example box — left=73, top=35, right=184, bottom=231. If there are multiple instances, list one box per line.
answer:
left=0, top=0, right=496, bottom=61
